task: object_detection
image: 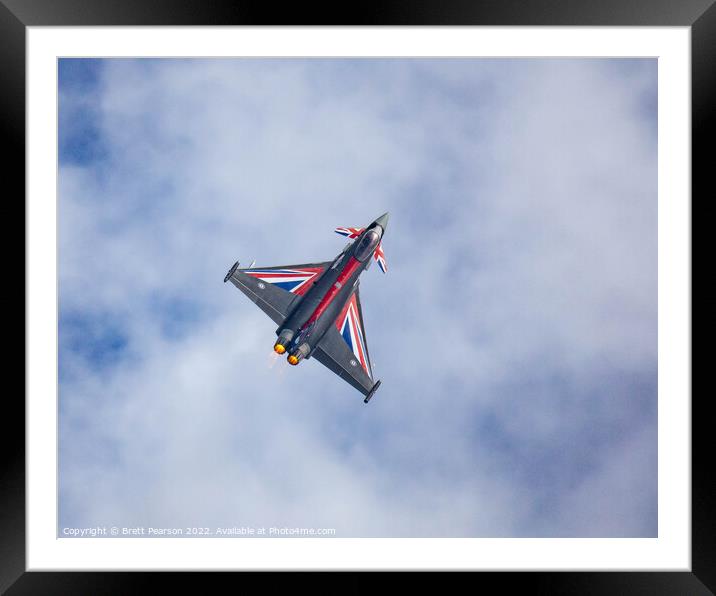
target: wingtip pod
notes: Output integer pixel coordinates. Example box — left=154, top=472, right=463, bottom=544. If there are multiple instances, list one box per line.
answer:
left=224, top=261, right=240, bottom=283
left=363, top=380, right=381, bottom=404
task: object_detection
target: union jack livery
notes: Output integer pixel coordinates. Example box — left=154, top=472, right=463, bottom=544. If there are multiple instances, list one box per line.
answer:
left=334, top=226, right=363, bottom=239
left=225, top=212, right=389, bottom=403
left=244, top=267, right=324, bottom=296
left=335, top=292, right=372, bottom=379
left=335, top=228, right=387, bottom=273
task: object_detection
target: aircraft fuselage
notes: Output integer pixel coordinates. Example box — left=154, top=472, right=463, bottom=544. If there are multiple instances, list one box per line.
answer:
left=275, top=214, right=388, bottom=365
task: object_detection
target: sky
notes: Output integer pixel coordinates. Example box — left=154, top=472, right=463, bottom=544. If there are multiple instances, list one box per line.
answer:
left=58, top=58, right=657, bottom=537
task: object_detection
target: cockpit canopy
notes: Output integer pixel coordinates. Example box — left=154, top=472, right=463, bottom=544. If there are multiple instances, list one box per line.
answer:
left=354, top=227, right=382, bottom=262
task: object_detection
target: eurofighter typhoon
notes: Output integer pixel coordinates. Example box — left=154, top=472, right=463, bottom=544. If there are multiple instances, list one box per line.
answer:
left=224, top=213, right=388, bottom=403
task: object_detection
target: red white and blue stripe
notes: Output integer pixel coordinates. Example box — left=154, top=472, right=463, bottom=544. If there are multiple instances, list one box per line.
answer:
left=335, top=293, right=372, bottom=378
left=336, top=226, right=387, bottom=274
left=245, top=267, right=323, bottom=296
left=373, top=242, right=387, bottom=273
left=334, top=226, right=364, bottom=239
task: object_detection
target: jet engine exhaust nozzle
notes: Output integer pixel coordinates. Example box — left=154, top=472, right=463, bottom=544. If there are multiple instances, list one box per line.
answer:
left=287, top=343, right=310, bottom=366
left=274, top=329, right=294, bottom=354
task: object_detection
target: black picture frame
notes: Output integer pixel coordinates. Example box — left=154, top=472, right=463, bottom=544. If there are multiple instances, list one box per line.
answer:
left=6, top=0, right=707, bottom=593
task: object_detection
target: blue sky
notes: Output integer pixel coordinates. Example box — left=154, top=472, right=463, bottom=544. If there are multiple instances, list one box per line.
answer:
left=58, top=58, right=657, bottom=537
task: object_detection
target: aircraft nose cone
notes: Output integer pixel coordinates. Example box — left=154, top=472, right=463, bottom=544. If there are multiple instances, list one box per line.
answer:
left=374, top=212, right=389, bottom=231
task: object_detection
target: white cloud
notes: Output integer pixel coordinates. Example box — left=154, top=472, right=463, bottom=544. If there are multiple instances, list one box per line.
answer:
left=59, top=58, right=657, bottom=536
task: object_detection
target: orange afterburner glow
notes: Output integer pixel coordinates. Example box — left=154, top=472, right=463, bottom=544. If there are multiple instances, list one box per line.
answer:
left=287, top=355, right=299, bottom=365
left=274, top=343, right=286, bottom=354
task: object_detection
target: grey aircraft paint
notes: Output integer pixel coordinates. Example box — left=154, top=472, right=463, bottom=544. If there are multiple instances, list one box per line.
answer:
left=224, top=212, right=388, bottom=403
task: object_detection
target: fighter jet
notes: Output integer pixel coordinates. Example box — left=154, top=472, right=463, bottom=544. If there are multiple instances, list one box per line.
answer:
left=224, top=213, right=389, bottom=403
